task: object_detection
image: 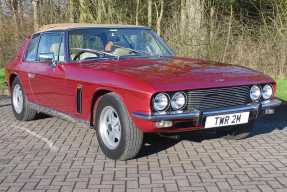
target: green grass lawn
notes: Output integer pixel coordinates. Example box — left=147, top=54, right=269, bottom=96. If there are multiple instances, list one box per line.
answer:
left=0, top=68, right=5, bottom=89
left=276, top=78, right=287, bottom=101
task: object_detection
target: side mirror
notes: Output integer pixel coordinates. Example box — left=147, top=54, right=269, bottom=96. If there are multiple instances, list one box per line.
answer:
left=39, top=53, right=57, bottom=67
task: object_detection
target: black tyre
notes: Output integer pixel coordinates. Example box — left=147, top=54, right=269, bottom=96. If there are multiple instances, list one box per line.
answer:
left=11, top=77, right=37, bottom=121
left=94, top=93, right=143, bottom=160
left=223, top=121, right=255, bottom=140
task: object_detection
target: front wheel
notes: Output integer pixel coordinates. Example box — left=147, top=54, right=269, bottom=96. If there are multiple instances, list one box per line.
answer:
left=94, top=93, right=143, bottom=160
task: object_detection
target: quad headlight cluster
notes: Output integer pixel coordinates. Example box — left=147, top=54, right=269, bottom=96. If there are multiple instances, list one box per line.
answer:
left=152, top=84, right=273, bottom=112
left=250, top=84, right=273, bottom=101
left=152, top=92, right=187, bottom=112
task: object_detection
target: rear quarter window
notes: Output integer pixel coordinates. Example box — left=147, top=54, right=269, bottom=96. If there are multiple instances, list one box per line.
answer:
left=25, top=35, right=40, bottom=62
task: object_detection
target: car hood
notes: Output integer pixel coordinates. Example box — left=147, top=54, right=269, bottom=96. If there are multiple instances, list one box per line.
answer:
left=81, top=57, right=274, bottom=92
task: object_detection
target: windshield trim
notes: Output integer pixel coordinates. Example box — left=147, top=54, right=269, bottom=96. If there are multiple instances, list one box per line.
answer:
left=73, top=55, right=176, bottom=63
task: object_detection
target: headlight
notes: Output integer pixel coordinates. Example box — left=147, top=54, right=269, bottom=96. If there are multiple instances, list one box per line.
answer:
left=171, top=92, right=186, bottom=110
left=262, top=84, right=273, bottom=100
left=250, top=85, right=261, bottom=101
left=152, top=93, right=169, bottom=111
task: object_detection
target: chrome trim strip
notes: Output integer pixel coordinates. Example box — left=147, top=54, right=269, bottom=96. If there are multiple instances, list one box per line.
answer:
left=202, top=103, right=259, bottom=116
left=261, top=99, right=282, bottom=109
left=28, top=101, right=90, bottom=126
left=132, top=99, right=281, bottom=121
left=132, top=111, right=201, bottom=121
left=132, top=104, right=259, bottom=121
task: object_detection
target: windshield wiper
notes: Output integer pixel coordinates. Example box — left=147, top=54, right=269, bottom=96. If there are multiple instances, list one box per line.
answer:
left=113, top=44, right=151, bottom=56
left=71, top=48, right=119, bottom=59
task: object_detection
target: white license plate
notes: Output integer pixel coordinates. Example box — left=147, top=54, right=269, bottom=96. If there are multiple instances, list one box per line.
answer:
left=205, top=112, right=250, bottom=129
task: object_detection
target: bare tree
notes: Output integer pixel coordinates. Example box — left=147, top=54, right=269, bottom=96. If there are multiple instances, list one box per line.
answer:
left=180, top=0, right=203, bottom=36
left=155, top=0, right=164, bottom=35
left=6, top=0, right=21, bottom=39
left=186, top=0, right=202, bottom=34
left=69, top=0, right=80, bottom=22
left=0, top=0, right=4, bottom=66
left=0, top=1, right=3, bottom=41
left=135, top=0, right=140, bottom=25
left=178, top=0, right=207, bottom=57
left=147, top=0, right=152, bottom=27
left=19, top=0, right=24, bottom=29
left=32, top=0, right=39, bottom=30
left=180, top=0, right=186, bottom=38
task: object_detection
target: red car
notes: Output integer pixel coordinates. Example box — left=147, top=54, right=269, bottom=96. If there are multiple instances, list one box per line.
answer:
left=5, top=23, right=281, bottom=160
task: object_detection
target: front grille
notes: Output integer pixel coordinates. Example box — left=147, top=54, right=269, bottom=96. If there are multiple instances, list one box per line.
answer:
left=186, top=85, right=252, bottom=111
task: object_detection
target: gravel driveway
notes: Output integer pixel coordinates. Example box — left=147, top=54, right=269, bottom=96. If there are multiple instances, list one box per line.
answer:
left=0, top=96, right=287, bottom=192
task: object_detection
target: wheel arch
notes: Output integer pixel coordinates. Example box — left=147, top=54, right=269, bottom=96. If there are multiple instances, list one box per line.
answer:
left=90, top=89, right=112, bottom=126
left=9, top=73, right=18, bottom=91
left=88, top=87, right=153, bottom=132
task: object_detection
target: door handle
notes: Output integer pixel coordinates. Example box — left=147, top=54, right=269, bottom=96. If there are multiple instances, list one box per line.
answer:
left=28, top=73, right=36, bottom=79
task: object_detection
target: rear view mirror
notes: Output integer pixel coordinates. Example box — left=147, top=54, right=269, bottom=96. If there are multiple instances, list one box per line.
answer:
left=39, top=53, right=57, bottom=67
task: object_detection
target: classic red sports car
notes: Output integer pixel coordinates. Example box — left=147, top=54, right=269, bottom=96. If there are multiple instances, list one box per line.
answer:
left=5, top=23, right=281, bottom=160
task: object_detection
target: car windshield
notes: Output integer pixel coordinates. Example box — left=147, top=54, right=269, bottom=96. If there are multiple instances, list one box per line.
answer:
left=68, top=28, right=175, bottom=61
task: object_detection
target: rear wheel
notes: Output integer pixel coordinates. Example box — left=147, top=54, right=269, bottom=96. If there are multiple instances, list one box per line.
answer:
left=223, top=121, right=255, bottom=140
left=94, top=93, right=143, bottom=160
left=11, top=77, right=36, bottom=121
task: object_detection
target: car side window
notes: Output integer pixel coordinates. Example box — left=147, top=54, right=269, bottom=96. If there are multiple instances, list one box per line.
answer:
left=37, top=33, right=64, bottom=62
left=25, top=35, right=40, bottom=61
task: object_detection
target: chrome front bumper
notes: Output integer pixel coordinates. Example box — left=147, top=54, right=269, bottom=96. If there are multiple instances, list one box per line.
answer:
left=132, top=99, right=282, bottom=121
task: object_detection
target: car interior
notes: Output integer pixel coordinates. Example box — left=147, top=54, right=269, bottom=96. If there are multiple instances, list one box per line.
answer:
left=68, top=30, right=164, bottom=61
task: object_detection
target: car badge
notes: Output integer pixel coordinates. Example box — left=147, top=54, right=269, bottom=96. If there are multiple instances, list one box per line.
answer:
left=216, top=78, right=225, bottom=82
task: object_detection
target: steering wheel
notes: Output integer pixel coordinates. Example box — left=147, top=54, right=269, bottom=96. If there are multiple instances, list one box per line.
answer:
left=73, top=51, right=100, bottom=61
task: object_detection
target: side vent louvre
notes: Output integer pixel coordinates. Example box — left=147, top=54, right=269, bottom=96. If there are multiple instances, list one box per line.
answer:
left=76, top=87, right=82, bottom=113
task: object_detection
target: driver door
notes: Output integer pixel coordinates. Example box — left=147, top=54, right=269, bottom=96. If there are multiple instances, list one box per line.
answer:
left=27, top=32, right=71, bottom=112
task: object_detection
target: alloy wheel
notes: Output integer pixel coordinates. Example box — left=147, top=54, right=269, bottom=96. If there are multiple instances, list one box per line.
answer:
left=99, top=106, right=122, bottom=150
left=12, top=84, right=24, bottom=114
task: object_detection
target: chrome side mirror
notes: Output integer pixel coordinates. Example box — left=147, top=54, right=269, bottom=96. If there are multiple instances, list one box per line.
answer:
left=39, top=53, right=57, bottom=67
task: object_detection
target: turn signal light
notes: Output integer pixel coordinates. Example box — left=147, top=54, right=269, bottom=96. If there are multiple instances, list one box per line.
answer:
left=155, top=121, right=173, bottom=128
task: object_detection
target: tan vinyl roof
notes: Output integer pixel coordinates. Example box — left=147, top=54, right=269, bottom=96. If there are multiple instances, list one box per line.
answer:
left=36, top=23, right=148, bottom=33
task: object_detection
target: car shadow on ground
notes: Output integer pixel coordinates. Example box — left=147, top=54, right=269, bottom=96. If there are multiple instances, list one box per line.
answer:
left=0, top=103, right=11, bottom=108
left=138, top=100, right=287, bottom=158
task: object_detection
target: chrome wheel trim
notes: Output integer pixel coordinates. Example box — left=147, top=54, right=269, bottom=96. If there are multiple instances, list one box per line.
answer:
left=99, top=106, right=122, bottom=150
left=12, top=84, right=24, bottom=114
